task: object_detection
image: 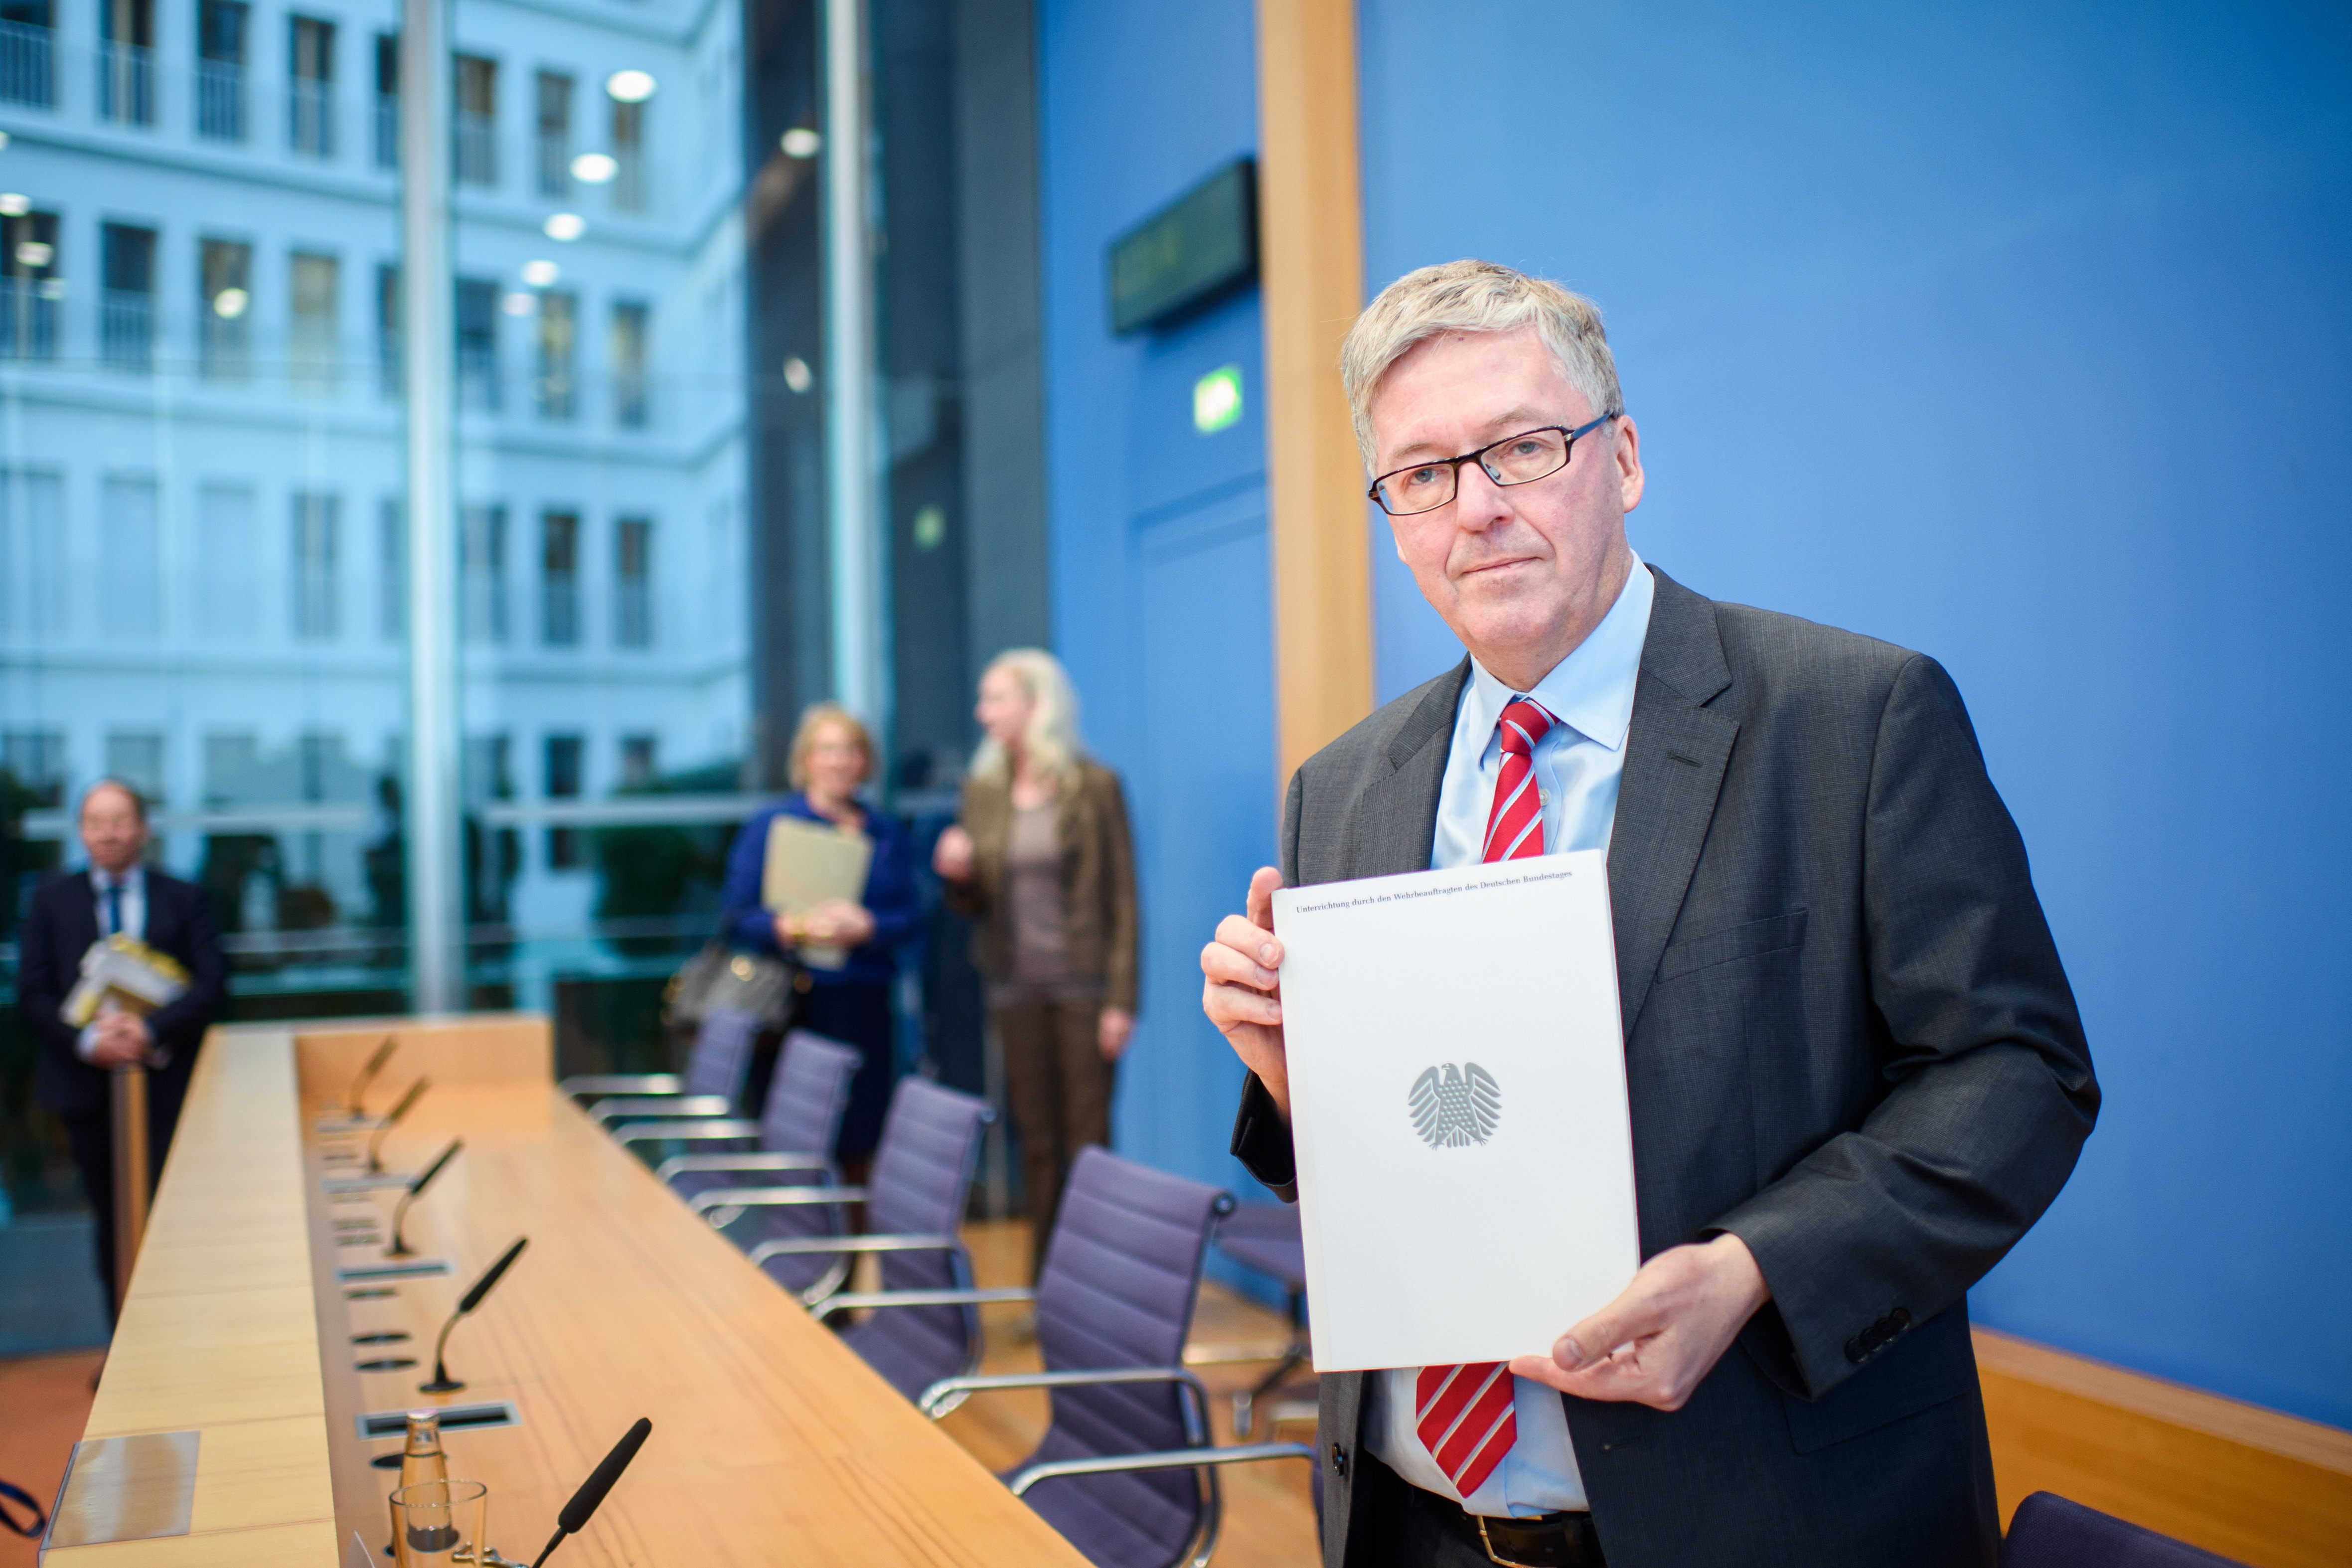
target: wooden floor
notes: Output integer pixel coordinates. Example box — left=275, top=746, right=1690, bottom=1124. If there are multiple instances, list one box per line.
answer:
left=932, top=1221, right=1323, bottom=1568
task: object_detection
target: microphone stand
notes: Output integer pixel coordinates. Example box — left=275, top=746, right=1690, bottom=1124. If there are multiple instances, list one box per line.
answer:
left=419, top=1236, right=527, bottom=1394
left=344, top=1036, right=398, bottom=1118
left=366, top=1078, right=431, bottom=1175
left=385, top=1139, right=462, bottom=1258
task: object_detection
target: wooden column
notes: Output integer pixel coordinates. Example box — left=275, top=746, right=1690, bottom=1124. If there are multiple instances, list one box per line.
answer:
left=1256, top=0, right=1374, bottom=786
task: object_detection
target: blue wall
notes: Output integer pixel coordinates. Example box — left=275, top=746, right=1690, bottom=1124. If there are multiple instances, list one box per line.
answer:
left=1356, top=1, right=2352, bottom=1424
left=1036, top=0, right=1276, bottom=1209
left=1037, top=0, right=2352, bottom=1426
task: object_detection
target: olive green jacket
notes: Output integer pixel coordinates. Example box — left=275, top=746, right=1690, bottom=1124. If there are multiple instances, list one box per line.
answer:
left=944, top=760, right=1139, bottom=1013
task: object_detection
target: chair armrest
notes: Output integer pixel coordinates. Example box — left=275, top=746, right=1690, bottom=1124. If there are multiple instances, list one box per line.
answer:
left=917, top=1364, right=1199, bottom=1418
left=652, top=1151, right=835, bottom=1183
left=688, top=1184, right=866, bottom=1215
left=612, top=1118, right=764, bottom=1148
left=1009, top=1442, right=1316, bottom=1498
left=559, top=1073, right=681, bottom=1098
left=746, top=1232, right=960, bottom=1262
left=813, top=1285, right=1034, bottom=1323
left=588, top=1094, right=731, bottom=1125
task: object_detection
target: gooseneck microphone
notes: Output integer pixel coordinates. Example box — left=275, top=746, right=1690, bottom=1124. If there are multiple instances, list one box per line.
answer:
left=344, top=1036, right=397, bottom=1117
left=384, top=1139, right=462, bottom=1258
left=527, top=1418, right=652, bottom=1568
left=365, top=1078, right=431, bottom=1175
left=418, top=1236, right=527, bottom=1394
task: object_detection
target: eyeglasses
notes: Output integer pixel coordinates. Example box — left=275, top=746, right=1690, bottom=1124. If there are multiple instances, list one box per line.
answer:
left=1366, top=412, right=1621, bottom=517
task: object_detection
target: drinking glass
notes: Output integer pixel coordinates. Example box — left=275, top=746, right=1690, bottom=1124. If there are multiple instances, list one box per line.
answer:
left=389, top=1480, right=487, bottom=1568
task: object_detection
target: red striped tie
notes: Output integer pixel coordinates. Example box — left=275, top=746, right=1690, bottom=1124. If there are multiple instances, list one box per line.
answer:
left=1416, top=695, right=1557, bottom=1497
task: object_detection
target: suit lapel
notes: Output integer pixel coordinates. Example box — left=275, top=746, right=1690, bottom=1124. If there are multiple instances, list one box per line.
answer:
left=1607, top=573, right=1739, bottom=1036
left=1346, top=659, right=1468, bottom=879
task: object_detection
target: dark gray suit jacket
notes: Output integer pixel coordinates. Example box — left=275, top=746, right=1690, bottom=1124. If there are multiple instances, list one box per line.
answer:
left=1230, top=569, right=2097, bottom=1568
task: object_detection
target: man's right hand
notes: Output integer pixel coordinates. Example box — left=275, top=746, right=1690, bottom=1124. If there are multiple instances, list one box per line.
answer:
left=1200, top=866, right=1291, bottom=1120
left=88, top=1011, right=152, bottom=1069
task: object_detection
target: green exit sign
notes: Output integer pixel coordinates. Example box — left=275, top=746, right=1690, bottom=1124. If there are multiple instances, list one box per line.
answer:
left=1194, top=366, right=1244, bottom=433
left=1107, top=158, right=1258, bottom=336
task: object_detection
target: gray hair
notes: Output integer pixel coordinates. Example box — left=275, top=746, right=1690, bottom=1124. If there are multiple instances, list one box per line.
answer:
left=970, top=647, right=1083, bottom=789
left=1340, top=260, right=1623, bottom=470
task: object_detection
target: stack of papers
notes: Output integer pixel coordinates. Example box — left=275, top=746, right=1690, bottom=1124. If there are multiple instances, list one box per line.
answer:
left=761, top=815, right=873, bottom=971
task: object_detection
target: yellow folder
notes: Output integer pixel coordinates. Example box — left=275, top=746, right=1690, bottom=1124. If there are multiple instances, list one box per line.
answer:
left=760, top=813, right=874, bottom=971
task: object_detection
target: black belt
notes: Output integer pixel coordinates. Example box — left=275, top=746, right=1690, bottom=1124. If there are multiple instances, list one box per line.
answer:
left=1411, top=1483, right=1606, bottom=1568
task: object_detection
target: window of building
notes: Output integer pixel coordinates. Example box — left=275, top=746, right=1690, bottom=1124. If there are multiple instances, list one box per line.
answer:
left=199, top=731, right=256, bottom=804
left=540, top=510, right=579, bottom=646
left=457, top=276, right=499, bottom=411
left=0, top=468, right=66, bottom=637
left=375, top=262, right=401, bottom=396
left=0, top=728, right=65, bottom=804
left=291, top=490, right=338, bottom=639
left=198, top=238, right=251, bottom=379
left=536, top=70, right=571, bottom=197
left=619, top=734, right=655, bottom=789
left=100, top=222, right=157, bottom=371
left=610, top=300, right=647, bottom=427
left=378, top=496, right=404, bottom=640
left=288, top=15, right=335, bottom=158
left=461, top=503, right=506, bottom=642
left=104, top=731, right=164, bottom=801
left=99, top=475, right=158, bottom=641
left=544, top=732, right=584, bottom=869
left=454, top=53, right=497, bottom=186
left=194, top=480, right=255, bottom=642
left=289, top=250, right=338, bottom=393
left=535, top=288, right=575, bottom=420
left=0, top=2, right=57, bottom=111
left=609, top=92, right=645, bottom=213
left=0, top=208, right=60, bottom=362
left=195, top=0, right=247, bottom=143
left=373, top=32, right=398, bottom=169
left=614, top=515, right=651, bottom=648
left=98, top=0, right=154, bottom=126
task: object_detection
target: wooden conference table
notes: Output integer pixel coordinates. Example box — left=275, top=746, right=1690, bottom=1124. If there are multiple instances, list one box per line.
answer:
left=46, top=1014, right=1089, bottom=1568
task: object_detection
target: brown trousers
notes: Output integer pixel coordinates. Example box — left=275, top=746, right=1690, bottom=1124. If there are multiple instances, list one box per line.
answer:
left=993, top=991, right=1115, bottom=1267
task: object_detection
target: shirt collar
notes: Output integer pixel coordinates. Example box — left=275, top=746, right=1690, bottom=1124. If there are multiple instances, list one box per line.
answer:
left=1463, top=553, right=1654, bottom=754
left=90, top=864, right=144, bottom=894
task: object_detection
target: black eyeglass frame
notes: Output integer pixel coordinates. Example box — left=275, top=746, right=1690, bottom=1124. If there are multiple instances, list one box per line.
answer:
left=1365, top=411, right=1623, bottom=517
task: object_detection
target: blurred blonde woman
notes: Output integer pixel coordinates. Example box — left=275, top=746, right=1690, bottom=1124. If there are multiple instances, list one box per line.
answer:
left=934, top=649, right=1138, bottom=1258
left=719, top=703, right=919, bottom=1172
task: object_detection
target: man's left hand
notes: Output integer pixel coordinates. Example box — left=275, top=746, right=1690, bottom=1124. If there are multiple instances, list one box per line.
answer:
left=1509, top=1233, right=1770, bottom=1412
left=90, top=1010, right=156, bottom=1069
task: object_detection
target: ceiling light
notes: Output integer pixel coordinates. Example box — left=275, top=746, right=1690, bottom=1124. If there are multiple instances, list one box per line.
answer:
left=520, top=259, right=560, bottom=287
left=502, top=292, right=537, bottom=316
left=605, top=70, right=655, bottom=103
left=210, top=285, right=246, bottom=318
left=780, top=128, right=820, bottom=159
left=0, top=193, right=28, bottom=217
left=543, top=212, right=586, bottom=242
left=570, top=152, right=617, bottom=184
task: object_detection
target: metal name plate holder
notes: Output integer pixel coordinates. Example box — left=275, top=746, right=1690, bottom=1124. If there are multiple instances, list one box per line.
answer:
left=339, top=1257, right=456, bottom=1283
left=324, top=1171, right=418, bottom=1194
left=42, top=1431, right=199, bottom=1557
left=356, top=1400, right=521, bottom=1442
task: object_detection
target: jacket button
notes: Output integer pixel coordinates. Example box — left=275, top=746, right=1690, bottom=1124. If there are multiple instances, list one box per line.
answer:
left=1330, top=1443, right=1349, bottom=1478
left=1845, top=1336, right=1866, bottom=1363
left=1890, top=1308, right=1910, bottom=1331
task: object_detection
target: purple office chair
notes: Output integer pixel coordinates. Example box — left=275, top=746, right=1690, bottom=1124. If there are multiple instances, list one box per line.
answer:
left=2000, top=1493, right=2247, bottom=1567
left=561, top=1004, right=762, bottom=1128
left=703, top=1078, right=996, bottom=1396
left=823, top=1147, right=1313, bottom=1568
left=1210, top=1203, right=1310, bottom=1436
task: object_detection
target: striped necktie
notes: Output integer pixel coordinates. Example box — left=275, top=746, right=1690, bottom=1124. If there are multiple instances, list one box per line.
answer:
left=1415, top=695, right=1557, bottom=1497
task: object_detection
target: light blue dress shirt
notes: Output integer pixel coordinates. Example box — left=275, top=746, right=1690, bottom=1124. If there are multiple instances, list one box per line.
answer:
left=1361, top=555, right=1655, bottom=1518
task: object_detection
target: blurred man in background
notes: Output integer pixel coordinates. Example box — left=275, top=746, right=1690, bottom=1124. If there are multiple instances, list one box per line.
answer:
left=17, top=780, right=227, bottom=1323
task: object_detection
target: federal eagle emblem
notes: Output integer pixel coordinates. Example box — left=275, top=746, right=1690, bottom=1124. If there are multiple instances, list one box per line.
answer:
left=1408, top=1062, right=1501, bottom=1148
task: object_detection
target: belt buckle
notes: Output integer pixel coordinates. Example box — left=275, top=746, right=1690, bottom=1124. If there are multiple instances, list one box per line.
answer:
left=1474, top=1515, right=1550, bottom=1568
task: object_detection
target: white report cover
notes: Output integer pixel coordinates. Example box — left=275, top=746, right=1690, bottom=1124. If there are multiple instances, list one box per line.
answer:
left=1272, top=851, right=1640, bottom=1372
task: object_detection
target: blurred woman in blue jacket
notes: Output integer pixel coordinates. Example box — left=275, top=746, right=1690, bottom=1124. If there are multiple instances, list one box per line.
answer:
left=718, top=703, right=918, bottom=1168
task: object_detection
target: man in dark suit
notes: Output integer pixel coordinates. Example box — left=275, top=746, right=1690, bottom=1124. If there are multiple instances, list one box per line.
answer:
left=1201, top=261, right=2097, bottom=1568
left=18, top=778, right=228, bottom=1322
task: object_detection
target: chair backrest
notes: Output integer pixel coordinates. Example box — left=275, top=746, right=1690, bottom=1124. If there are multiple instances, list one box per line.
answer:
left=1021, top=1147, right=1234, bottom=1568
left=757, top=1029, right=861, bottom=1154
left=677, top=1006, right=762, bottom=1103
left=2000, top=1493, right=2247, bottom=1568
left=838, top=1078, right=993, bottom=1399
